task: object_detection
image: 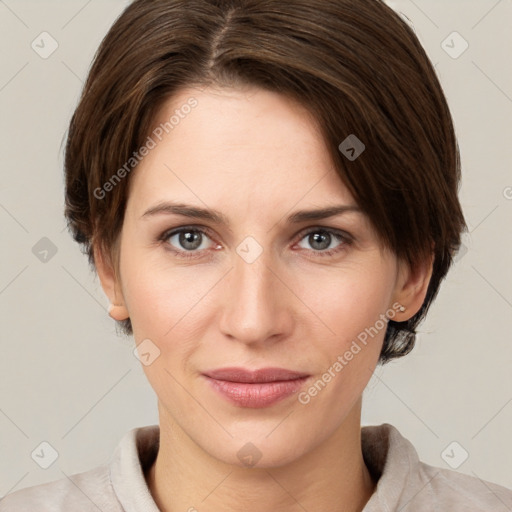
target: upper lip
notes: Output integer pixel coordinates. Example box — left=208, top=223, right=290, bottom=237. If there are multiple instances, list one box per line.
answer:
left=203, top=367, right=310, bottom=383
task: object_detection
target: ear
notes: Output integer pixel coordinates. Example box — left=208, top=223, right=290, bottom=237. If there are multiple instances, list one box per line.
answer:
left=93, top=243, right=129, bottom=321
left=390, top=253, right=434, bottom=321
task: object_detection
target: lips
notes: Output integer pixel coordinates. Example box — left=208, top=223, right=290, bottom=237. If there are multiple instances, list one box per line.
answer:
left=202, top=367, right=311, bottom=408
left=202, top=367, right=310, bottom=383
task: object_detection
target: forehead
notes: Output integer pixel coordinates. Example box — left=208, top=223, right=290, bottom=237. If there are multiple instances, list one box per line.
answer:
left=127, top=85, right=357, bottom=215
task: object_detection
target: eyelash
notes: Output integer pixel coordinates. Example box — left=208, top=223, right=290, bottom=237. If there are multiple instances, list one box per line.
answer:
left=157, top=225, right=354, bottom=261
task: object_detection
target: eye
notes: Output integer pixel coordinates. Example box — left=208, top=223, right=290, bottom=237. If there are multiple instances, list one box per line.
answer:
left=159, top=226, right=219, bottom=260
left=295, top=227, right=353, bottom=257
left=158, top=225, right=353, bottom=261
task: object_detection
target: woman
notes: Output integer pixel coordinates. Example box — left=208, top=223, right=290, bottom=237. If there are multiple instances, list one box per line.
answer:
left=2, top=0, right=511, bottom=511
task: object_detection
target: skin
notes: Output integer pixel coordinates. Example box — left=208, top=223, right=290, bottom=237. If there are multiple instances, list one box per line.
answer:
left=95, top=85, right=433, bottom=512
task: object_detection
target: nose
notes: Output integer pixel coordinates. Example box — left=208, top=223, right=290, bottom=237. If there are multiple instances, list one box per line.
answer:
left=218, top=247, right=294, bottom=346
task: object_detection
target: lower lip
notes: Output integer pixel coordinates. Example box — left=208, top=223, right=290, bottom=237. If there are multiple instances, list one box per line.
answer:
left=203, top=376, right=310, bottom=408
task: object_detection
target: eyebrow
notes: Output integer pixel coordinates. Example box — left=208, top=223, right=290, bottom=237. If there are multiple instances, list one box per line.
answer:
left=141, top=201, right=362, bottom=225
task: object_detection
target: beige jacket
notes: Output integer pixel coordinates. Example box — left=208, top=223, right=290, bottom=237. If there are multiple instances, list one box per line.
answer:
left=1, top=423, right=511, bottom=511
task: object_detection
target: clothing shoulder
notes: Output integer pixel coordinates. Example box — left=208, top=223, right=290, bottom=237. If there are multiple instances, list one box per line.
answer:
left=0, top=464, right=123, bottom=512
left=362, top=423, right=512, bottom=512
left=416, top=459, right=512, bottom=511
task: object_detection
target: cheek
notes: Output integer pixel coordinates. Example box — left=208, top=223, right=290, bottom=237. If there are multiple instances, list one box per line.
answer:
left=121, top=259, right=202, bottom=403
left=295, top=262, right=393, bottom=397
left=296, top=274, right=390, bottom=415
left=119, top=244, right=199, bottom=336
left=119, top=250, right=220, bottom=389
left=123, top=275, right=171, bottom=338
left=296, top=260, right=394, bottom=338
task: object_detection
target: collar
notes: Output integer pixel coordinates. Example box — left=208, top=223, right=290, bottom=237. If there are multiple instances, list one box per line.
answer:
left=109, top=422, right=417, bottom=511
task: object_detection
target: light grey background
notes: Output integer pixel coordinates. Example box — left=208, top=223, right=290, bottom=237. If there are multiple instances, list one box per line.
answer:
left=1, top=0, right=511, bottom=497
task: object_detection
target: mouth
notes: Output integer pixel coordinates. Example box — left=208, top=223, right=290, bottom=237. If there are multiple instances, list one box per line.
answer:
left=202, top=366, right=310, bottom=383
left=202, top=367, right=311, bottom=408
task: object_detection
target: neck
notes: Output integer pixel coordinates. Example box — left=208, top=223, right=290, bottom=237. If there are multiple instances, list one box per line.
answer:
left=146, top=399, right=376, bottom=512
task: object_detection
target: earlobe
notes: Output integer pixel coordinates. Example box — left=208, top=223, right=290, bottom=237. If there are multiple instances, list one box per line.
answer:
left=107, top=302, right=130, bottom=321
left=391, top=254, right=434, bottom=321
left=93, top=243, right=130, bottom=321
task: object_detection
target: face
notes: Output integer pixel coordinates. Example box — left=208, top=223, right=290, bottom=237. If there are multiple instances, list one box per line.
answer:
left=100, top=85, right=415, bottom=467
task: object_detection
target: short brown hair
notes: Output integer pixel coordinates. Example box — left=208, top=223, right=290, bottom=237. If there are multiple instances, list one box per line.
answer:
left=64, top=0, right=467, bottom=364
